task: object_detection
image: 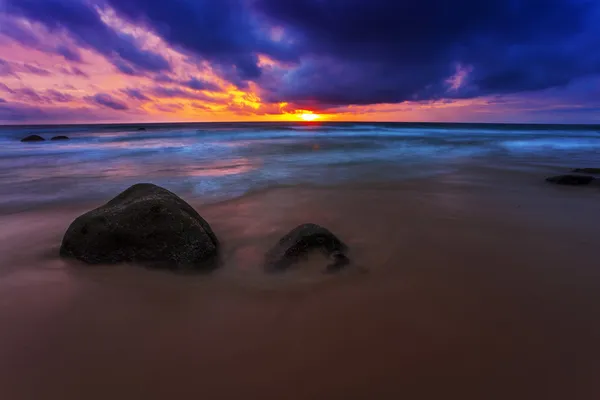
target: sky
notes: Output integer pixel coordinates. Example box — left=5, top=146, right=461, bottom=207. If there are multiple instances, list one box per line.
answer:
left=0, top=0, right=599, bottom=124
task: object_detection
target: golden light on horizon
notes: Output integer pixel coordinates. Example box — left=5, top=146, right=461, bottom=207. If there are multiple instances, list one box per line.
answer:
left=299, top=112, right=320, bottom=121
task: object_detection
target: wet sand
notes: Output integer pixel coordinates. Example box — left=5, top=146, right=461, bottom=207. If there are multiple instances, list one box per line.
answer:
left=1, top=175, right=600, bottom=399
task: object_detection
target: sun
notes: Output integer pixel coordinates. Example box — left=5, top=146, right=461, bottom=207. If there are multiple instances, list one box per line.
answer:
left=300, top=113, right=320, bottom=121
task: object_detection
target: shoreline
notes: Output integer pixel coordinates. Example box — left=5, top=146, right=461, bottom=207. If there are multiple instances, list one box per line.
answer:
left=1, top=179, right=599, bottom=399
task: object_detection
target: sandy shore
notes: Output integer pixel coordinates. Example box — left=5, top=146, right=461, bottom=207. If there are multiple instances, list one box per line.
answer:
left=1, top=176, right=599, bottom=399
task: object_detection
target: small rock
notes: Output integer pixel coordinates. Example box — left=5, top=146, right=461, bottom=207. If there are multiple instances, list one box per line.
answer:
left=265, top=223, right=349, bottom=273
left=50, top=135, right=69, bottom=141
left=60, top=183, right=220, bottom=271
left=20, top=135, right=45, bottom=142
left=546, top=175, right=595, bottom=186
left=137, top=127, right=146, bottom=131
left=572, top=168, right=600, bottom=174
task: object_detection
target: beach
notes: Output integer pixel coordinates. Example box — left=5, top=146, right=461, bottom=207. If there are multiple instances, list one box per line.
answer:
left=1, top=123, right=600, bottom=399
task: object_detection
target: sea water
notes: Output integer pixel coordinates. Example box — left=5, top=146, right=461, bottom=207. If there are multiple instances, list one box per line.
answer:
left=1, top=122, right=599, bottom=212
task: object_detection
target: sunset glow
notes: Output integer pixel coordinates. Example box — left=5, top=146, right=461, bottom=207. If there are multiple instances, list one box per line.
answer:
left=299, top=113, right=320, bottom=122
left=0, top=0, right=598, bottom=124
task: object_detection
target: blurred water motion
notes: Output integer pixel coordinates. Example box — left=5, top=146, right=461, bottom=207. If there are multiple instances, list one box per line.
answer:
left=0, top=122, right=599, bottom=211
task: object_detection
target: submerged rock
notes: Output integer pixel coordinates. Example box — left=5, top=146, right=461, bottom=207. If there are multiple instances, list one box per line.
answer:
left=20, top=135, right=45, bottom=142
left=137, top=127, right=146, bottom=131
left=265, top=223, right=349, bottom=273
left=546, top=175, right=595, bottom=186
left=572, top=168, right=600, bottom=174
left=50, top=135, right=69, bottom=141
left=60, top=183, right=219, bottom=271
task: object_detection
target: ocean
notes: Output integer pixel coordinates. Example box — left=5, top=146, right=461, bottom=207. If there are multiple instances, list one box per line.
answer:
left=1, top=122, right=600, bottom=399
left=1, top=121, right=600, bottom=212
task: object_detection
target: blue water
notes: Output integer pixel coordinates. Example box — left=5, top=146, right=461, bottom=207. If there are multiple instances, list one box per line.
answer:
left=1, top=122, right=599, bottom=211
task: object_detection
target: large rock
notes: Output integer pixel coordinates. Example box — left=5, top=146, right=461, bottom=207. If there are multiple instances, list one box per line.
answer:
left=60, top=183, right=219, bottom=271
left=265, top=223, right=349, bottom=273
left=21, top=135, right=45, bottom=142
left=546, top=175, right=595, bottom=186
left=51, top=135, right=69, bottom=141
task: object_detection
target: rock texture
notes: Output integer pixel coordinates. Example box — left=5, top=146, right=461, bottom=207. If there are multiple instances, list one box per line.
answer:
left=60, top=183, right=219, bottom=271
left=51, top=135, right=69, bottom=141
left=265, top=223, right=349, bottom=273
left=546, top=175, right=595, bottom=186
left=21, top=135, right=45, bottom=142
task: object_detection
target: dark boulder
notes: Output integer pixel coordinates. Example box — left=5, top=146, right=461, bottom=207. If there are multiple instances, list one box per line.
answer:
left=50, top=135, right=69, bottom=141
left=20, top=135, right=45, bottom=142
left=60, top=183, right=219, bottom=271
left=572, top=168, right=600, bottom=174
left=137, top=127, right=146, bottom=131
left=265, top=223, right=349, bottom=273
left=546, top=175, right=595, bottom=186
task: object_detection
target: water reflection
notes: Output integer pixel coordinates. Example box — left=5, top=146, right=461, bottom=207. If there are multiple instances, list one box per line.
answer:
left=0, top=123, right=599, bottom=211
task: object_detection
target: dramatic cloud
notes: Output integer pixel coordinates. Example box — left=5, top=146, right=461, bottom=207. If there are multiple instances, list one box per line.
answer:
left=86, top=93, right=129, bottom=110
left=253, top=0, right=599, bottom=105
left=0, top=16, right=83, bottom=62
left=3, top=0, right=171, bottom=74
left=0, top=0, right=599, bottom=123
left=104, top=0, right=296, bottom=84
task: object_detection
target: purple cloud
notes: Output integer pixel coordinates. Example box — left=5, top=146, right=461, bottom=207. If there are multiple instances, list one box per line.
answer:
left=46, top=89, right=74, bottom=103
left=0, top=17, right=84, bottom=63
left=86, top=93, right=129, bottom=110
left=0, top=98, right=6, bottom=103
left=0, top=59, right=14, bottom=76
left=0, top=102, right=140, bottom=123
left=55, top=44, right=82, bottom=62
left=59, top=66, right=89, bottom=78
left=122, top=88, right=150, bottom=101
left=105, top=0, right=296, bottom=87
left=184, top=77, right=220, bottom=92
left=22, top=63, right=51, bottom=76
left=0, top=83, right=16, bottom=94
left=1, top=0, right=599, bottom=114
left=154, top=73, right=176, bottom=84
left=4, top=0, right=171, bottom=74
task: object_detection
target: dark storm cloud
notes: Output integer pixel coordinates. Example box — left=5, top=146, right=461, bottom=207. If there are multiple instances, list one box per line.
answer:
left=2, top=0, right=599, bottom=108
left=253, top=0, right=599, bottom=105
left=86, top=93, right=129, bottom=110
left=103, top=0, right=296, bottom=85
left=3, top=0, right=171, bottom=74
